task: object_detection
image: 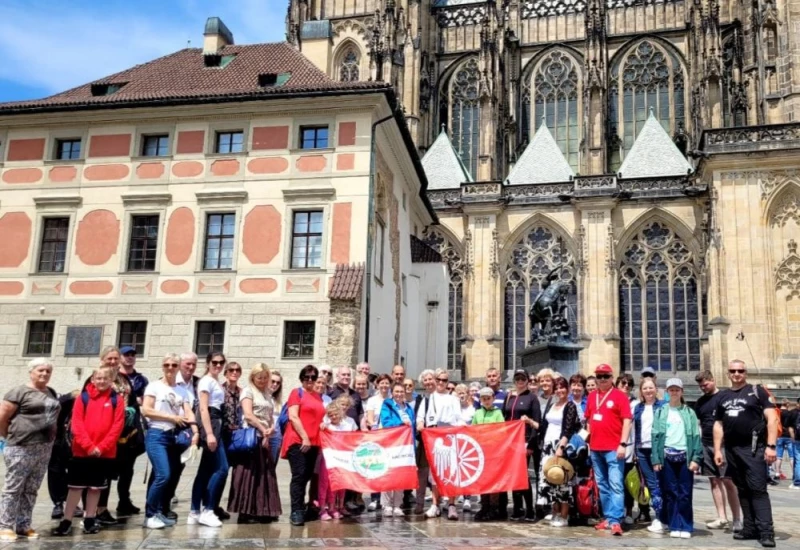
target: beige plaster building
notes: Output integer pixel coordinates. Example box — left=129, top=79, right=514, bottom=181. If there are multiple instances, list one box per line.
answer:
left=288, top=0, right=800, bottom=388
left=0, top=19, right=448, bottom=390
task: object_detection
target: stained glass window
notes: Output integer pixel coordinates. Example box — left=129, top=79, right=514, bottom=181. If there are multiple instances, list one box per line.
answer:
left=422, top=228, right=466, bottom=371
left=619, top=222, right=702, bottom=372
left=339, top=49, right=360, bottom=82
left=503, top=226, right=577, bottom=370
left=522, top=51, right=580, bottom=169
left=608, top=41, right=686, bottom=171
left=450, top=58, right=480, bottom=179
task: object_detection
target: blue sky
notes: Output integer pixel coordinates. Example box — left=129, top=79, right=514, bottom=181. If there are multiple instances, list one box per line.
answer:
left=0, top=0, right=287, bottom=102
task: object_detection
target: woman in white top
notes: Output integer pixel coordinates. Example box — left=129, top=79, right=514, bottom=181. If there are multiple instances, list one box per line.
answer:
left=455, top=384, right=475, bottom=425
left=189, top=351, right=229, bottom=527
left=142, top=353, right=198, bottom=529
left=634, top=377, right=665, bottom=533
left=365, top=374, right=391, bottom=512
left=417, top=369, right=464, bottom=520
left=227, top=364, right=282, bottom=523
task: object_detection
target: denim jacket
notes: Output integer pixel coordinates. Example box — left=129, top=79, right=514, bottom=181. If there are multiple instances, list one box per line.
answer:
left=633, top=399, right=666, bottom=450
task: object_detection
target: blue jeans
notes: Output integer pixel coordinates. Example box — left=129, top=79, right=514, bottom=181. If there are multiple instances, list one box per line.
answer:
left=777, top=437, right=794, bottom=461
left=793, top=442, right=800, bottom=487
left=145, top=429, right=181, bottom=518
left=591, top=450, right=625, bottom=526
left=659, top=457, right=694, bottom=533
left=635, top=448, right=663, bottom=519
left=268, top=430, right=282, bottom=465
left=191, top=440, right=229, bottom=513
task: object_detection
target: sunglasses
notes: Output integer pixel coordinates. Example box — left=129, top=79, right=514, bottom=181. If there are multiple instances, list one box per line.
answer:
left=436, top=378, right=449, bottom=382
left=210, top=360, right=225, bottom=366
left=270, top=379, right=282, bottom=385
left=227, top=368, right=242, bottom=373
left=618, top=381, right=629, bottom=386
left=728, top=369, right=746, bottom=374
left=596, top=374, right=613, bottom=380
left=163, top=363, right=179, bottom=368
left=404, top=384, right=414, bottom=388
left=303, top=375, right=318, bottom=382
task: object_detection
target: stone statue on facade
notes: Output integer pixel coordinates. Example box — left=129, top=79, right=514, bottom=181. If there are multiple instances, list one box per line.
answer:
left=529, top=266, right=572, bottom=344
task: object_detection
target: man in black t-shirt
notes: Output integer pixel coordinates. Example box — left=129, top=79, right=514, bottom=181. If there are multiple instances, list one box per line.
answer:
left=694, top=371, right=742, bottom=531
left=788, top=400, right=800, bottom=490
left=713, top=360, right=778, bottom=548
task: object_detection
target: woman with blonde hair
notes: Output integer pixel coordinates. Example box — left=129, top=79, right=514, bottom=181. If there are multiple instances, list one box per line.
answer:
left=227, top=363, right=282, bottom=523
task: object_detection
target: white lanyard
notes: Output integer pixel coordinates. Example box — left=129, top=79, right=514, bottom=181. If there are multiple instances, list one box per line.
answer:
left=595, top=389, right=613, bottom=411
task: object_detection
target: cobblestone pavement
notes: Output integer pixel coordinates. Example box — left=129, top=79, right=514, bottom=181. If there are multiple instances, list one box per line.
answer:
left=1, top=460, right=799, bottom=549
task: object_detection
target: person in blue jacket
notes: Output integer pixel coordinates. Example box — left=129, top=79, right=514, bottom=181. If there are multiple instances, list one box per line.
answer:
left=379, top=383, right=416, bottom=517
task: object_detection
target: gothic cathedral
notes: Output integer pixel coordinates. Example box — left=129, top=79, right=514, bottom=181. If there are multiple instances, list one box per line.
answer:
left=287, top=0, right=800, bottom=385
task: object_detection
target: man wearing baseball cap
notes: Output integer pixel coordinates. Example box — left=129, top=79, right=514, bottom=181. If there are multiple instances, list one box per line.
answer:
left=584, top=363, right=632, bottom=536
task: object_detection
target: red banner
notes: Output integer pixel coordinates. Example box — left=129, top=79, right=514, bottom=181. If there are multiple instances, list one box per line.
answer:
left=320, top=426, right=419, bottom=493
left=421, top=421, right=529, bottom=498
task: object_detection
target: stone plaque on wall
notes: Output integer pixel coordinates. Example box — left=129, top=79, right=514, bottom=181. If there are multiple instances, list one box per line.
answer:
left=65, top=326, right=103, bottom=356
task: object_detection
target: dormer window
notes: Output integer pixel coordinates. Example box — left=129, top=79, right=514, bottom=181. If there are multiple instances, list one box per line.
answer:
left=204, top=54, right=236, bottom=69
left=258, top=73, right=291, bottom=88
left=91, top=82, right=126, bottom=96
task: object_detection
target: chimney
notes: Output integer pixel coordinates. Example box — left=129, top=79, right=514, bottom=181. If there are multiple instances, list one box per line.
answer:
left=203, top=17, right=234, bottom=54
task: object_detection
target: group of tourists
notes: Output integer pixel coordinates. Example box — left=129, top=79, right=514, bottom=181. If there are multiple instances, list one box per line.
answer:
left=0, top=350, right=786, bottom=547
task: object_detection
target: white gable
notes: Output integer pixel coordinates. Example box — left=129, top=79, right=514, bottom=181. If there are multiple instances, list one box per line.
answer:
left=422, top=128, right=473, bottom=190
left=506, top=123, right=574, bottom=185
left=618, top=111, right=693, bottom=178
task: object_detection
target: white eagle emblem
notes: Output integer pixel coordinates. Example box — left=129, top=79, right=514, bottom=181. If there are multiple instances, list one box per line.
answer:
left=432, top=433, right=485, bottom=488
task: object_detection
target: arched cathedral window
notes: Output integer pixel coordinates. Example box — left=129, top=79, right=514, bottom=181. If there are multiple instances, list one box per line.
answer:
left=520, top=51, right=580, bottom=169
left=618, top=222, right=703, bottom=373
left=503, top=226, right=577, bottom=370
left=339, top=48, right=360, bottom=82
left=448, top=58, right=480, bottom=179
left=422, top=229, right=466, bottom=371
left=608, top=41, right=686, bottom=171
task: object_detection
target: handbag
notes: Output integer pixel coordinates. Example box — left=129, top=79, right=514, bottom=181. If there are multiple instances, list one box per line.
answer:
left=226, top=427, right=259, bottom=454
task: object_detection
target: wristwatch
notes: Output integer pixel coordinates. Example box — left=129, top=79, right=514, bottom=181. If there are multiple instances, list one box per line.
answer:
left=766, top=444, right=777, bottom=450
left=619, top=442, right=629, bottom=448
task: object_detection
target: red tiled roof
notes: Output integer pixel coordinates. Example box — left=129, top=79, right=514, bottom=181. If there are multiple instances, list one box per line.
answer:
left=329, top=263, right=365, bottom=301
left=0, top=42, right=388, bottom=113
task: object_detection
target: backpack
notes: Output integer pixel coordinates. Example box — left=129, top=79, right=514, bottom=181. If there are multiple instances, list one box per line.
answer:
left=575, top=469, right=600, bottom=518
left=756, top=385, right=783, bottom=438
left=278, top=388, right=303, bottom=435
left=65, top=390, right=118, bottom=448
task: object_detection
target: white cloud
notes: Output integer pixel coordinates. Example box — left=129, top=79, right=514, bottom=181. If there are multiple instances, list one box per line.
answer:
left=0, top=0, right=286, bottom=96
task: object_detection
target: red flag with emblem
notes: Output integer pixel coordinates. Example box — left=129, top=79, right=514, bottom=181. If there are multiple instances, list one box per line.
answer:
left=421, top=420, right=529, bottom=498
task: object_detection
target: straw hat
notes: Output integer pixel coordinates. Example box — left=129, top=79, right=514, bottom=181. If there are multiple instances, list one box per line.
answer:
left=543, top=456, right=575, bottom=486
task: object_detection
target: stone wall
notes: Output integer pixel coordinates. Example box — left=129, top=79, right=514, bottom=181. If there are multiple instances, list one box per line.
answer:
left=326, top=298, right=361, bottom=368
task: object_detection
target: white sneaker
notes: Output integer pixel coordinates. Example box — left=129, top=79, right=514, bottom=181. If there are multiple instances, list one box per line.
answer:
left=680, top=531, right=691, bottom=539
left=624, top=515, right=634, bottom=525
left=462, top=500, right=472, bottom=512
left=550, top=516, right=566, bottom=527
left=455, top=496, right=464, bottom=504
left=198, top=509, right=222, bottom=528
left=145, top=516, right=166, bottom=529
left=383, top=507, right=393, bottom=517
left=706, top=518, right=729, bottom=529
left=669, top=531, right=680, bottom=538
left=647, top=519, right=664, bottom=533
left=393, top=507, right=405, bottom=517
left=732, top=520, right=744, bottom=532
left=425, top=504, right=440, bottom=518
left=368, top=501, right=378, bottom=512
left=544, top=513, right=553, bottom=520
left=186, top=511, right=200, bottom=525
left=789, top=485, right=800, bottom=491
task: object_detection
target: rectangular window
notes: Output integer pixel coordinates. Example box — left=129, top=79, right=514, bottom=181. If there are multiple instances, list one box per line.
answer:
left=290, top=211, right=323, bottom=269
left=375, top=218, right=386, bottom=282
left=215, top=131, right=244, bottom=154
left=37, top=217, right=70, bottom=273
left=283, top=321, right=315, bottom=359
left=127, top=214, right=160, bottom=271
left=300, top=126, right=329, bottom=149
left=203, top=213, right=236, bottom=270
left=141, top=135, right=169, bottom=157
left=195, top=321, right=225, bottom=358
left=117, top=321, right=147, bottom=355
left=25, top=321, right=55, bottom=355
left=56, top=139, right=81, bottom=160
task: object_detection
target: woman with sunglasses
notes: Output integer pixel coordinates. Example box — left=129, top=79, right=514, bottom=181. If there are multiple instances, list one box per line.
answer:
left=214, top=362, right=243, bottom=522
left=417, top=369, right=464, bottom=520
left=189, top=351, right=229, bottom=527
left=503, top=369, right=541, bottom=522
left=281, top=365, right=325, bottom=526
left=140, top=354, right=198, bottom=529
left=268, top=372, right=284, bottom=464
left=412, top=370, right=435, bottom=515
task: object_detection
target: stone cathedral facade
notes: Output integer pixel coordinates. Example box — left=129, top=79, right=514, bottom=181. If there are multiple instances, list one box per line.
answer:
left=287, top=0, right=800, bottom=386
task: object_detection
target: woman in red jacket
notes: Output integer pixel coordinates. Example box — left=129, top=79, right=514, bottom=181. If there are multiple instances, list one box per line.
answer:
left=52, top=367, right=124, bottom=536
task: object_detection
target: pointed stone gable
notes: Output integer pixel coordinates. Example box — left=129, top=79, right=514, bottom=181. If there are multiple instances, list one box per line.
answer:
left=422, top=128, right=473, bottom=190
left=506, top=123, right=574, bottom=185
left=619, top=111, right=693, bottom=178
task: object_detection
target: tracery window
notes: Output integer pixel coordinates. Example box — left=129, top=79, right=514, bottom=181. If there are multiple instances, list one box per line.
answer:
left=520, top=51, right=580, bottom=169
left=503, top=226, right=577, bottom=370
left=618, top=222, right=703, bottom=373
left=339, top=48, right=360, bottom=82
left=449, top=58, right=480, bottom=179
left=422, top=229, right=466, bottom=371
left=608, top=41, right=686, bottom=171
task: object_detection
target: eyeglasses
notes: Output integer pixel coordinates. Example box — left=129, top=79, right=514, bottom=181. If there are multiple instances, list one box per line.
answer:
left=596, top=374, right=613, bottom=380
left=210, top=360, right=225, bottom=366
left=270, top=379, right=282, bottom=385
left=303, top=375, right=318, bottom=382
left=404, top=384, right=414, bottom=388
left=728, top=369, right=746, bottom=374
left=436, top=378, right=449, bottom=382
left=163, top=363, right=179, bottom=368
left=227, top=368, right=242, bottom=373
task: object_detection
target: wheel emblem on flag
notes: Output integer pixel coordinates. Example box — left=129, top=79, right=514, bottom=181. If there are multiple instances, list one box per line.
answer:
left=432, top=434, right=485, bottom=488
left=351, top=441, right=389, bottom=480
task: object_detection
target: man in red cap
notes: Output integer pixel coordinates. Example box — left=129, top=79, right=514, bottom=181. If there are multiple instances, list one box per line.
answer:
left=584, top=364, right=632, bottom=536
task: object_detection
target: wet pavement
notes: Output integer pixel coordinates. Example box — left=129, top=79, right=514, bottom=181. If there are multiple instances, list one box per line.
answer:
left=2, top=460, right=799, bottom=549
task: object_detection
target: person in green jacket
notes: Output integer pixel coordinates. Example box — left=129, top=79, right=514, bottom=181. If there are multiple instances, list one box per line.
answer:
left=651, top=378, right=702, bottom=539
left=473, top=387, right=505, bottom=521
